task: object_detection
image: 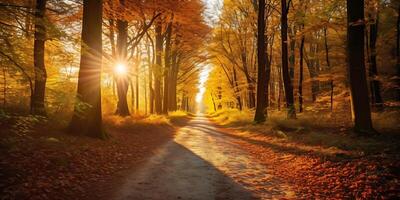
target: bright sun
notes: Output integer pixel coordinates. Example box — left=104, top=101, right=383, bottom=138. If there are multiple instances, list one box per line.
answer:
left=115, top=63, right=127, bottom=75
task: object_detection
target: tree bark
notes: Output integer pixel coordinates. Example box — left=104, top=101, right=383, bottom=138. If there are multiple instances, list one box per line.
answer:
left=163, top=22, right=172, bottom=114
left=169, top=40, right=179, bottom=111
left=31, top=0, right=47, bottom=116
left=298, top=34, right=305, bottom=113
left=368, top=12, right=383, bottom=109
left=281, top=0, right=296, bottom=118
left=147, top=37, right=155, bottom=114
left=396, top=5, right=400, bottom=100
left=115, top=0, right=130, bottom=116
left=254, top=0, right=267, bottom=123
left=154, top=21, right=163, bottom=114
left=324, top=27, right=334, bottom=111
left=233, top=66, right=242, bottom=110
left=69, top=0, right=104, bottom=138
left=346, top=0, right=374, bottom=134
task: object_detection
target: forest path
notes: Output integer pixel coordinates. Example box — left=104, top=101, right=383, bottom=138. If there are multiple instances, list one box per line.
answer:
left=113, top=115, right=294, bottom=200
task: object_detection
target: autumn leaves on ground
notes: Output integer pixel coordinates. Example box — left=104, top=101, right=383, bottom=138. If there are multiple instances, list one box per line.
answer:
left=1, top=0, right=400, bottom=199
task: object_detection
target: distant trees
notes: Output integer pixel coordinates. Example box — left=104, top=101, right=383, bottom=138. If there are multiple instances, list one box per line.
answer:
left=205, top=0, right=398, bottom=133
left=69, top=0, right=104, bottom=138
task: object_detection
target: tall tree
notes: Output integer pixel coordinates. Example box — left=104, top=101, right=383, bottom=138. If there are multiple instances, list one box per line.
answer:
left=163, top=21, right=172, bottom=114
left=346, top=0, right=374, bottom=134
left=298, top=32, right=305, bottom=113
left=280, top=0, right=296, bottom=118
left=69, top=0, right=104, bottom=138
left=115, top=0, right=130, bottom=116
left=396, top=5, right=400, bottom=100
left=154, top=20, right=163, bottom=114
left=254, top=0, right=267, bottom=123
left=367, top=4, right=383, bottom=109
left=31, top=0, right=47, bottom=116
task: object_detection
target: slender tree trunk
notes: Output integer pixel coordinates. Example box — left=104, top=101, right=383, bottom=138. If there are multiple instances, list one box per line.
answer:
left=69, top=0, right=104, bottom=138
left=241, top=50, right=256, bottom=109
left=324, top=27, right=334, bottom=111
left=169, top=41, right=179, bottom=111
left=31, top=0, right=47, bottom=116
left=278, top=66, right=282, bottom=111
left=147, top=40, right=154, bottom=114
left=144, top=69, right=147, bottom=115
left=233, top=66, right=242, bottom=111
left=135, top=48, right=140, bottom=112
left=2, top=65, right=6, bottom=108
left=289, top=26, right=296, bottom=82
left=254, top=0, right=267, bottom=123
left=281, top=0, right=296, bottom=118
left=154, top=21, right=163, bottom=114
left=346, top=0, right=374, bottom=134
left=396, top=5, right=400, bottom=100
left=368, top=13, right=383, bottom=109
left=298, top=34, right=305, bottom=113
left=163, top=22, right=172, bottom=114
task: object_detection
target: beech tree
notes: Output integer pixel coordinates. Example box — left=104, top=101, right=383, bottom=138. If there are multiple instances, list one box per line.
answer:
left=280, top=0, right=296, bottom=118
left=254, top=0, right=267, bottom=123
left=346, top=0, right=374, bottom=134
left=69, top=0, right=104, bottom=138
left=31, top=0, right=47, bottom=116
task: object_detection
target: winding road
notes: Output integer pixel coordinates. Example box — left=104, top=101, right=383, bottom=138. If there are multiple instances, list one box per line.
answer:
left=113, top=116, right=294, bottom=200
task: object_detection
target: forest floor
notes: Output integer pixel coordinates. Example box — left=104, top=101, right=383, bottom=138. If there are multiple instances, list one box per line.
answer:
left=0, top=113, right=190, bottom=200
left=1, top=111, right=400, bottom=199
left=208, top=109, right=400, bottom=199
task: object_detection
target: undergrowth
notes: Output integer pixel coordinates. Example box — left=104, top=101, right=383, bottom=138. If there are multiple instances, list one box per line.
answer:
left=209, top=108, right=400, bottom=157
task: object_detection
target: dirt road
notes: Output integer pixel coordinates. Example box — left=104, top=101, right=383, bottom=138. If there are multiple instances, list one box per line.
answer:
left=113, top=116, right=294, bottom=200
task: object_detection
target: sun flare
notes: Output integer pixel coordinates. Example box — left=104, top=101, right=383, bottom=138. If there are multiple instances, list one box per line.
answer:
left=115, top=63, right=127, bottom=75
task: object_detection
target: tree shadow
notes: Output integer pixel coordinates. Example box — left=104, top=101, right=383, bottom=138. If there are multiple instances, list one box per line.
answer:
left=113, top=141, right=289, bottom=200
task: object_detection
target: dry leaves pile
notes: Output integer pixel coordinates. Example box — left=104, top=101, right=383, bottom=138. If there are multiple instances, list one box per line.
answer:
left=0, top=124, right=175, bottom=200
left=222, top=129, right=400, bottom=199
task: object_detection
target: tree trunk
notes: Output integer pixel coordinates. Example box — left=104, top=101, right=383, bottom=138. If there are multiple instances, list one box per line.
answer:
left=289, top=26, right=296, bottom=82
left=368, top=13, right=383, bottom=109
left=69, top=0, right=104, bottom=138
left=2, top=65, right=6, bottom=108
left=115, top=16, right=130, bottom=116
left=346, top=0, right=374, bottom=134
left=147, top=40, right=154, bottom=114
left=396, top=5, right=400, bottom=100
left=135, top=48, right=140, bottom=112
left=254, top=0, right=267, bottom=123
left=281, top=0, right=296, bottom=118
left=241, top=51, right=255, bottom=109
left=169, top=42, right=179, bottom=111
left=324, top=27, right=334, bottom=111
left=298, top=34, right=305, bottom=113
left=154, top=21, right=163, bottom=114
left=233, top=66, right=242, bottom=111
left=31, top=0, right=47, bottom=116
left=163, top=22, right=172, bottom=114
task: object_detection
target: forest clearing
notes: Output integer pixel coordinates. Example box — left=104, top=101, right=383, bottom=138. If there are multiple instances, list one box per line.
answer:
left=0, top=0, right=400, bottom=199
